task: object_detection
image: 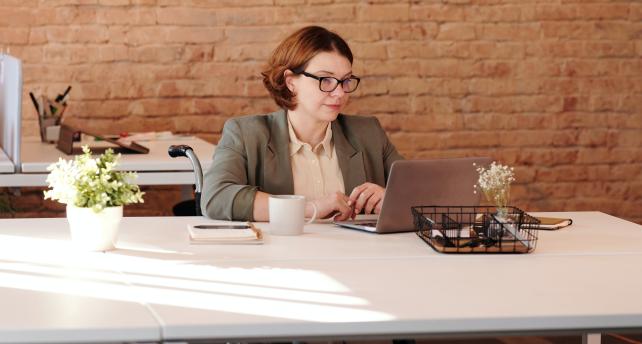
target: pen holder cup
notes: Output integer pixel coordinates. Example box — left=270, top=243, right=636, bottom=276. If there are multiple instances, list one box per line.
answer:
left=38, top=117, right=59, bottom=143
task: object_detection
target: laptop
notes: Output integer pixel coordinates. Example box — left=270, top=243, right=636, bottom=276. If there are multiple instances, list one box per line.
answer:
left=335, top=157, right=492, bottom=233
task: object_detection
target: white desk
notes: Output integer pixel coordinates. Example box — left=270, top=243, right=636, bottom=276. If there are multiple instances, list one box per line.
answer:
left=0, top=219, right=161, bottom=343
left=0, top=212, right=641, bottom=343
left=0, top=136, right=215, bottom=187
left=0, top=148, right=13, bottom=173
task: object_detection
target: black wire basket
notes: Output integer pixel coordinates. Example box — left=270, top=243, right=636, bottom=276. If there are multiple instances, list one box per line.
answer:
left=412, top=206, right=540, bottom=254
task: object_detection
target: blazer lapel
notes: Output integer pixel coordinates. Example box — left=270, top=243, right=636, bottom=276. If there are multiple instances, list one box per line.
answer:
left=263, top=110, right=294, bottom=195
left=332, top=118, right=366, bottom=194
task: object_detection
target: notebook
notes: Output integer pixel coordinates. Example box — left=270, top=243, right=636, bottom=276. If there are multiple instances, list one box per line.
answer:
left=187, top=222, right=263, bottom=244
left=335, top=157, right=492, bottom=234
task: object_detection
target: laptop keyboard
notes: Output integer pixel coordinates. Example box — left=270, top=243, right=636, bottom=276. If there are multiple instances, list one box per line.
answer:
left=354, top=222, right=378, bottom=227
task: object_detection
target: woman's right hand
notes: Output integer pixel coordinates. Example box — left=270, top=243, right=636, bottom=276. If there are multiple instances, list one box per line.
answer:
left=310, top=192, right=353, bottom=221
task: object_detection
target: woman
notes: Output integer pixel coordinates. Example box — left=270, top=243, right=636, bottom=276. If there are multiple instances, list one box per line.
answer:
left=202, top=26, right=403, bottom=221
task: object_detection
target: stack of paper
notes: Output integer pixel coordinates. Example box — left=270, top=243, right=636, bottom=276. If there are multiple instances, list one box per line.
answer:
left=188, top=222, right=263, bottom=245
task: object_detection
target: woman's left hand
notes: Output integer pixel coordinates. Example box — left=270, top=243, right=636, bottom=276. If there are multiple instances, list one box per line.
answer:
left=348, top=182, right=385, bottom=218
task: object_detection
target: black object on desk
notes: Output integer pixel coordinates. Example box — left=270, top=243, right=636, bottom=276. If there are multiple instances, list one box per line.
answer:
left=56, top=124, right=149, bottom=155
left=168, top=144, right=203, bottom=216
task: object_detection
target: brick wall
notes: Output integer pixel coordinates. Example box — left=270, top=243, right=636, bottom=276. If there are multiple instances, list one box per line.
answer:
left=1, top=0, right=641, bottom=224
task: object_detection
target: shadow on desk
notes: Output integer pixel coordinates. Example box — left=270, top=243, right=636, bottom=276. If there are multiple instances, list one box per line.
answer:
left=341, top=334, right=642, bottom=344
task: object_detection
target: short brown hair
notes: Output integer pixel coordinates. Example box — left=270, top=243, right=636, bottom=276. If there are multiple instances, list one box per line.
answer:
left=261, top=26, right=354, bottom=110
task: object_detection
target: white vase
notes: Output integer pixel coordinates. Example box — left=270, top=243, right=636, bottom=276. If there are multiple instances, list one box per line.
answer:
left=66, top=204, right=123, bottom=251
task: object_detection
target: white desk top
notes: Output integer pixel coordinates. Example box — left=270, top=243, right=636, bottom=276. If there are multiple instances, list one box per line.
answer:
left=21, top=136, right=214, bottom=173
left=122, top=212, right=642, bottom=341
left=0, top=228, right=160, bottom=343
left=0, top=136, right=215, bottom=186
left=112, top=211, right=642, bottom=261
left=0, top=148, right=13, bottom=173
left=1, top=211, right=641, bottom=342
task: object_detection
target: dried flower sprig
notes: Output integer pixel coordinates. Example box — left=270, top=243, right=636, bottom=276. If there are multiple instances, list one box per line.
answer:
left=474, top=161, right=515, bottom=214
left=44, top=146, right=144, bottom=212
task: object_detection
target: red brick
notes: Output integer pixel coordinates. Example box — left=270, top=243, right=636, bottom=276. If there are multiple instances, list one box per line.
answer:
left=464, top=5, right=521, bottom=22
left=173, top=115, right=228, bottom=133
left=0, top=28, right=29, bottom=44
left=577, top=4, right=631, bottom=20
left=349, top=95, right=411, bottom=114
left=295, top=4, right=356, bottom=23
left=182, top=45, right=214, bottom=62
left=11, top=45, right=44, bottom=64
left=0, top=7, right=32, bottom=25
left=413, top=96, right=462, bottom=114
left=213, top=43, right=275, bottom=62
left=373, top=114, right=402, bottom=132
left=157, top=0, right=272, bottom=6
left=357, top=4, right=409, bottom=22
left=329, top=24, right=382, bottom=43
left=610, top=164, right=642, bottom=180
left=189, top=62, right=257, bottom=79
left=43, top=45, right=100, bottom=64
left=535, top=165, right=590, bottom=183
left=463, top=95, right=561, bottom=113
left=0, top=0, right=37, bottom=5
left=377, top=23, right=439, bottom=41
left=473, top=61, right=515, bottom=78
left=156, top=7, right=217, bottom=25
left=33, top=6, right=97, bottom=25
left=469, top=42, right=525, bottom=59
left=399, top=113, right=464, bottom=132
left=274, top=0, right=304, bottom=4
left=410, top=4, right=464, bottom=22
left=98, top=44, right=128, bottom=62
left=74, top=83, right=111, bottom=100
left=437, top=23, right=476, bottom=41
left=129, top=45, right=182, bottom=63
left=528, top=182, right=576, bottom=199
left=586, top=42, right=636, bottom=58
left=192, top=98, right=259, bottom=116
left=533, top=4, right=578, bottom=20
left=578, top=78, right=638, bottom=95
left=98, top=0, right=130, bottom=5
left=525, top=41, right=584, bottom=58
left=361, top=59, right=420, bottom=77
left=167, top=27, right=225, bottom=44
left=96, top=7, right=156, bottom=25
left=479, top=23, right=540, bottom=41
left=43, top=25, right=110, bottom=43
left=419, top=59, right=476, bottom=78
left=225, top=26, right=285, bottom=44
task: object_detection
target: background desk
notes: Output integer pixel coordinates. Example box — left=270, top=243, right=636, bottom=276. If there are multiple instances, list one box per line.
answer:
left=0, top=212, right=641, bottom=343
left=0, top=136, right=215, bottom=187
left=0, top=149, right=13, bottom=173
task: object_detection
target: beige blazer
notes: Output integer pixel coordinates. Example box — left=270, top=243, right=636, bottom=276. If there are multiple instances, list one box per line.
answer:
left=201, top=109, right=404, bottom=220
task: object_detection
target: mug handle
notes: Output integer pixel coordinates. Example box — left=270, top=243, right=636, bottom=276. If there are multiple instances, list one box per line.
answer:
left=305, top=201, right=318, bottom=224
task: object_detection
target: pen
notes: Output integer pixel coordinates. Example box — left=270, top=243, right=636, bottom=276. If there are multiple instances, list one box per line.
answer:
left=55, top=85, right=72, bottom=103
left=29, top=92, right=39, bottom=113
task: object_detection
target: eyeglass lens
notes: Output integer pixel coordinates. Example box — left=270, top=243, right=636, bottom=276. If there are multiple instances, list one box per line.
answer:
left=319, top=77, right=359, bottom=93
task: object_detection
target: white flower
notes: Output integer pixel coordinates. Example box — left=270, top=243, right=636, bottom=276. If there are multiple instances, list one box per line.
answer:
left=474, top=161, right=515, bottom=210
left=44, top=145, right=144, bottom=212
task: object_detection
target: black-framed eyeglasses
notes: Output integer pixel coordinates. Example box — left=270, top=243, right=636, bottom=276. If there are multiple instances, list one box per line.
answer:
left=298, top=71, right=360, bottom=93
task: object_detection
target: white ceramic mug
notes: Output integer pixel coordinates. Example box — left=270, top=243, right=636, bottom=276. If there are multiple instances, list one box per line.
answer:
left=268, top=195, right=318, bottom=236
